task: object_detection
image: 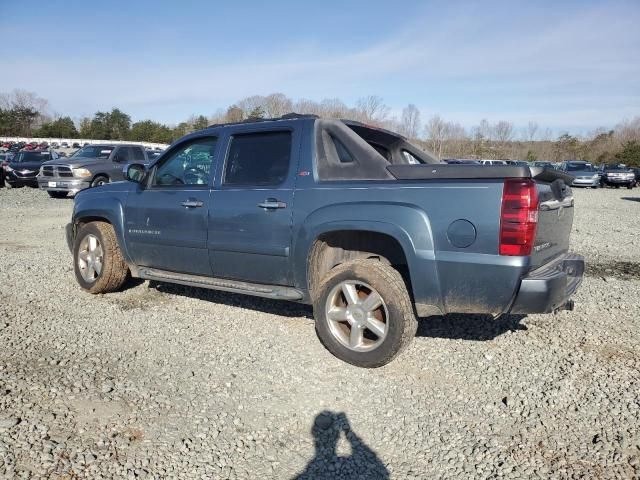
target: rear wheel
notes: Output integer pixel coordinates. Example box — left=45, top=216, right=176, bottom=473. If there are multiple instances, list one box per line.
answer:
left=313, top=259, right=417, bottom=368
left=73, top=222, right=129, bottom=293
left=91, top=175, right=109, bottom=188
left=47, top=191, right=68, bottom=198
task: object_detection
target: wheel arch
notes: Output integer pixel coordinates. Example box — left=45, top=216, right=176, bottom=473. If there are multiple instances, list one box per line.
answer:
left=72, top=198, right=133, bottom=266
left=294, top=202, right=443, bottom=314
left=91, top=173, right=110, bottom=185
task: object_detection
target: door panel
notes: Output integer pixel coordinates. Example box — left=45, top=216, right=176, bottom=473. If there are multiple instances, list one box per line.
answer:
left=209, top=129, right=299, bottom=285
left=125, top=187, right=212, bottom=275
left=124, top=136, right=219, bottom=276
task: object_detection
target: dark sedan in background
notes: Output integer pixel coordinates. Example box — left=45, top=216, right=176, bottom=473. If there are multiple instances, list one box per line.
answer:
left=4, top=150, right=59, bottom=187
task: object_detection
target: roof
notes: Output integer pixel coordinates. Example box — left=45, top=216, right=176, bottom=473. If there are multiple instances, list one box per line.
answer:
left=207, top=113, right=318, bottom=129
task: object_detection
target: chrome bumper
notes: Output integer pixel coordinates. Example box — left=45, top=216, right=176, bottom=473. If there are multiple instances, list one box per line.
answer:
left=37, top=177, right=91, bottom=193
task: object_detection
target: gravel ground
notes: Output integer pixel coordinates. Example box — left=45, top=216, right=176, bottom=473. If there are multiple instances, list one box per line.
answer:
left=0, top=186, right=639, bottom=479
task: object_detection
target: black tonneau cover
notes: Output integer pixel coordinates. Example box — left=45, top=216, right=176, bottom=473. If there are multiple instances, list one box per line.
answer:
left=387, top=164, right=575, bottom=184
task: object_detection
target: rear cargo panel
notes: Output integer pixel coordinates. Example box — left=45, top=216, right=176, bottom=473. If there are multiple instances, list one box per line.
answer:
left=530, top=182, right=574, bottom=268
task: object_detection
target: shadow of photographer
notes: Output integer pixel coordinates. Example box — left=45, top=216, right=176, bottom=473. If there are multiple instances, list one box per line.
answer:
left=293, top=411, right=389, bottom=480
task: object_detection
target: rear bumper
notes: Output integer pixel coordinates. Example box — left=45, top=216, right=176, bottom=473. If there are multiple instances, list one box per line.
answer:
left=510, top=253, right=584, bottom=314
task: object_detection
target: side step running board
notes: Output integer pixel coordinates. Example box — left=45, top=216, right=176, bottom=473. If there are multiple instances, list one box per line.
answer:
left=137, top=267, right=304, bottom=301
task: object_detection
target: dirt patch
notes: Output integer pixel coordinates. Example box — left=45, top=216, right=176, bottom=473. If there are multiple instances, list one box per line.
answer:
left=585, top=261, right=640, bottom=280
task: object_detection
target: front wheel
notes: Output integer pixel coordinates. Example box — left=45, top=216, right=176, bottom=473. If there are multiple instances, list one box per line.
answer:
left=73, top=222, right=129, bottom=293
left=313, top=259, right=417, bottom=368
left=91, top=175, right=109, bottom=188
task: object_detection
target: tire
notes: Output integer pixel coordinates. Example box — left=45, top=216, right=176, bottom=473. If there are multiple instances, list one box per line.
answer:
left=47, top=191, right=68, bottom=198
left=91, top=175, right=109, bottom=188
left=73, top=222, right=129, bottom=294
left=615, top=185, right=620, bottom=189
left=313, top=259, right=417, bottom=368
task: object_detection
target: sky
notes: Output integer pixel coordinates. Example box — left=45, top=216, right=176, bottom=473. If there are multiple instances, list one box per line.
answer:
left=0, top=0, right=638, bottom=134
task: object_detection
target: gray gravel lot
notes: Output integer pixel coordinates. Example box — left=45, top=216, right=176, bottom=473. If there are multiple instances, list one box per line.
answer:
left=1, top=186, right=639, bottom=479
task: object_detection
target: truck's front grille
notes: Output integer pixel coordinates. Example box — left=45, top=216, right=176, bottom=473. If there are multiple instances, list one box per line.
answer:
left=43, top=165, right=74, bottom=177
left=57, top=166, right=74, bottom=177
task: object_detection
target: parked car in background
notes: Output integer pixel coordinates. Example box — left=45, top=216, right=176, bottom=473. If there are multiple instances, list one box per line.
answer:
left=533, top=161, right=554, bottom=168
left=560, top=161, right=600, bottom=188
left=61, top=142, right=69, bottom=148
left=38, top=143, right=149, bottom=198
left=600, top=164, right=636, bottom=189
left=72, top=142, right=81, bottom=148
left=0, top=153, right=8, bottom=187
left=479, top=159, right=509, bottom=165
left=51, top=142, right=59, bottom=148
left=65, top=115, right=583, bottom=367
left=507, top=160, right=530, bottom=166
left=444, top=159, right=481, bottom=164
left=147, top=151, right=162, bottom=161
left=5, top=150, right=59, bottom=188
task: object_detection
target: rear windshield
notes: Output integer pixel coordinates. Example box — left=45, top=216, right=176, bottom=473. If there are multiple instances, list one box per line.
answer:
left=75, top=146, right=114, bottom=158
left=12, top=151, right=51, bottom=163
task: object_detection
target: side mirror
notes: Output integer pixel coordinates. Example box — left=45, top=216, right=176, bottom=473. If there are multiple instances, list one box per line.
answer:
left=125, top=163, right=146, bottom=183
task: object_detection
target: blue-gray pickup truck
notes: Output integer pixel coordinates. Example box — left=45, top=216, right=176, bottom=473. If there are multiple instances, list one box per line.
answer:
left=66, top=115, right=584, bottom=367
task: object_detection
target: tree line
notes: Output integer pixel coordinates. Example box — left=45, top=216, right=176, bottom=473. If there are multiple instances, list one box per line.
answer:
left=1, top=89, right=639, bottom=165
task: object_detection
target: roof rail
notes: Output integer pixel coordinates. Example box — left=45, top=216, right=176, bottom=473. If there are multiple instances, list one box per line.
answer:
left=207, top=112, right=318, bottom=129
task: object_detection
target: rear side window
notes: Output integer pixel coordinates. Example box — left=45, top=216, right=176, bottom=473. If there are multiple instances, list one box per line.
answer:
left=401, top=150, right=422, bottom=165
left=132, top=147, right=145, bottom=161
left=115, top=147, right=131, bottom=162
left=224, top=131, right=291, bottom=186
left=331, top=135, right=354, bottom=163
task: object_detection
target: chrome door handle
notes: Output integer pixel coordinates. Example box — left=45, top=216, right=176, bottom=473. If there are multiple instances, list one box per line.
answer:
left=181, top=199, right=203, bottom=208
left=258, top=199, right=287, bottom=209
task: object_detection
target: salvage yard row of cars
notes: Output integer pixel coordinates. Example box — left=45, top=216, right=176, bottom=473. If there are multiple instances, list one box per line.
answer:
left=2, top=144, right=636, bottom=193
left=0, top=142, right=164, bottom=193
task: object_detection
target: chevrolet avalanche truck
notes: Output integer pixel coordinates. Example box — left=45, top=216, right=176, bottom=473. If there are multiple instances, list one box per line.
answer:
left=38, top=143, right=148, bottom=198
left=65, top=115, right=584, bottom=367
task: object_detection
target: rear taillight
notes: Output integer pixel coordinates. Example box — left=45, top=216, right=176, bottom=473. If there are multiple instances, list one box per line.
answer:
left=499, top=178, right=538, bottom=256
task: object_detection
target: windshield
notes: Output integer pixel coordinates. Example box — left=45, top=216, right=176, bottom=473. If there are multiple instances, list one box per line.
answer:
left=605, top=164, right=629, bottom=171
left=75, top=146, right=114, bottom=159
left=12, top=151, right=51, bottom=163
left=566, top=163, right=594, bottom=172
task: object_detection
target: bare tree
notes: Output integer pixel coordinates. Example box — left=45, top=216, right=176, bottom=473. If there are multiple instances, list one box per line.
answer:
left=424, top=115, right=448, bottom=159
left=355, top=95, right=389, bottom=124
left=236, top=95, right=266, bottom=117
left=526, top=121, right=538, bottom=141
left=400, top=104, right=421, bottom=139
left=293, top=98, right=321, bottom=116
left=319, top=98, right=351, bottom=118
left=263, top=93, right=293, bottom=118
left=493, top=120, right=515, bottom=144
